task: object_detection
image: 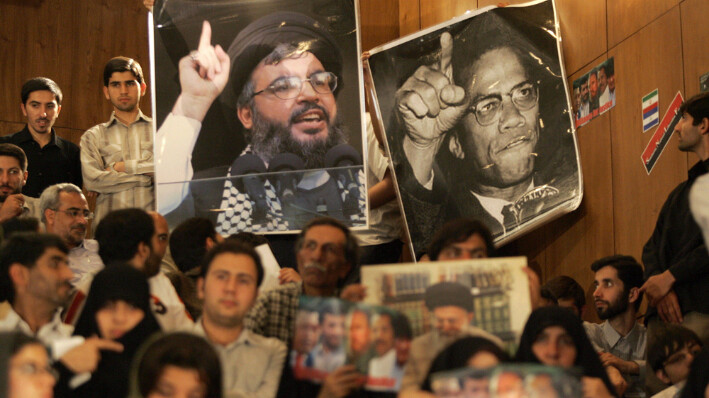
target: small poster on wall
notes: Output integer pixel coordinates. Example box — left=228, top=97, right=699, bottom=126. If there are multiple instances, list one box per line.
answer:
left=572, top=57, right=616, bottom=128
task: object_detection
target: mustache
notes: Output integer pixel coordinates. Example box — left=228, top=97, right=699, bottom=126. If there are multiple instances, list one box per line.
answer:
left=304, top=262, right=327, bottom=273
left=289, top=102, right=331, bottom=125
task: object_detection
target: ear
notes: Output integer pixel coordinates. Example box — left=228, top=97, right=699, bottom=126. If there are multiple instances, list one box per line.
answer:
left=21, top=171, right=28, bottom=185
left=135, top=241, right=151, bottom=268
left=103, top=86, right=110, bottom=101
left=140, top=82, right=147, bottom=96
left=467, top=312, right=475, bottom=324
left=44, top=208, right=56, bottom=228
left=628, top=286, right=640, bottom=305
left=237, top=105, right=253, bottom=130
left=205, top=237, right=216, bottom=250
left=20, top=103, right=27, bottom=117
left=699, top=117, right=709, bottom=135
left=655, top=369, right=671, bottom=385
left=55, top=104, right=61, bottom=117
left=448, top=134, right=465, bottom=159
left=197, top=277, right=205, bottom=300
left=8, top=264, right=28, bottom=291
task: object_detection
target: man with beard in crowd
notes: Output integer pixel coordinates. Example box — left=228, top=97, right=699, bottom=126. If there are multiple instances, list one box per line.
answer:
left=155, top=12, right=364, bottom=233
left=0, top=143, right=42, bottom=223
left=584, top=255, right=647, bottom=397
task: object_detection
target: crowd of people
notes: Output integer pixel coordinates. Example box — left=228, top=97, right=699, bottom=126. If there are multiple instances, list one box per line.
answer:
left=1, top=1, right=709, bottom=397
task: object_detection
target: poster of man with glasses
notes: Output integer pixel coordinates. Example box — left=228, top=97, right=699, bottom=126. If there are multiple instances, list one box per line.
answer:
left=366, top=0, right=582, bottom=256
left=151, top=0, right=366, bottom=233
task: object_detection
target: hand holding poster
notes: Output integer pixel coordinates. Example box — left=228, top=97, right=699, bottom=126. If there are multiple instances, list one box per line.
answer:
left=293, top=296, right=413, bottom=393
left=366, top=0, right=582, bottom=257
left=151, top=0, right=367, bottom=234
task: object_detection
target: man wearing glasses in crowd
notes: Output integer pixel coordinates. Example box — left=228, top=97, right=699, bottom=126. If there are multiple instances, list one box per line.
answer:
left=156, top=11, right=364, bottom=233
left=392, top=24, right=576, bottom=248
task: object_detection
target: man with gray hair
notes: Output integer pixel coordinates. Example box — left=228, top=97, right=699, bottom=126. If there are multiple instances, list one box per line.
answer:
left=39, top=183, right=102, bottom=285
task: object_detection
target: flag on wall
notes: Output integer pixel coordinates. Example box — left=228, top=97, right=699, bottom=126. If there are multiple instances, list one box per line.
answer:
left=642, top=89, right=660, bottom=133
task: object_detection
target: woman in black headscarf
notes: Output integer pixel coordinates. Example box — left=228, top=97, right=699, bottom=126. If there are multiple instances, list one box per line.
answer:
left=420, top=336, right=510, bottom=392
left=515, top=306, right=617, bottom=397
left=679, top=346, right=709, bottom=398
left=57, top=265, right=161, bottom=398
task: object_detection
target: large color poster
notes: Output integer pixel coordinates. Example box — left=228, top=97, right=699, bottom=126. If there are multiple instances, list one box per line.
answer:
left=366, top=0, right=582, bottom=256
left=151, top=0, right=367, bottom=234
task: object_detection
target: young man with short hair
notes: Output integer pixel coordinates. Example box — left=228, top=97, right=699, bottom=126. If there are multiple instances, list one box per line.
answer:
left=81, top=57, right=154, bottom=233
left=3, top=77, right=82, bottom=198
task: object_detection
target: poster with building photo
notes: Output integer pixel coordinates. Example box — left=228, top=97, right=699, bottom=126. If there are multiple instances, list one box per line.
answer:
left=361, top=257, right=531, bottom=351
left=151, top=0, right=367, bottom=234
left=430, top=364, right=582, bottom=398
left=292, top=297, right=412, bottom=392
left=365, top=0, right=582, bottom=257
left=573, top=57, right=616, bottom=128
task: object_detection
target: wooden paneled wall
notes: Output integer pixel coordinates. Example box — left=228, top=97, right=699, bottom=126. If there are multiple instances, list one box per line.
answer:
left=359, top=0, right=708, bottom=321
left=1, top=1, right=706, bottom=322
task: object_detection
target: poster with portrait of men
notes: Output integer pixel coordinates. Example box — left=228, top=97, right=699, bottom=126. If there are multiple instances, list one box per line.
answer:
left=430, top=364, right=582, bottom=398
left=292, top=297, right=413, bottom=392
left=366, top=0, right=582, bottom=256
left=361, top=257, right=532, bottom=352
left=151, top=0, right=367, bottom=234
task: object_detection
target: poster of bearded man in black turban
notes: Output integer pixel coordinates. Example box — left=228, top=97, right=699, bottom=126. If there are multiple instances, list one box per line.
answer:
left=152, top=0, right=367, bottom=234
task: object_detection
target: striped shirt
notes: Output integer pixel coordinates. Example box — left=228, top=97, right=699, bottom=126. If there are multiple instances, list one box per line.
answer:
left=80, top=110, right=154, bottom=232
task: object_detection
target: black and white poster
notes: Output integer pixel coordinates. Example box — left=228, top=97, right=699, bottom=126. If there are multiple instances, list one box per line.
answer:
left=366, top=0, right=582, bottom=256
left=151, top=0, right=367, bottom=234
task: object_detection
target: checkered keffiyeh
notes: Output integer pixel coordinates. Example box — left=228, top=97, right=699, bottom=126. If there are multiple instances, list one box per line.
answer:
left=215, top=147, right=366, bottom=235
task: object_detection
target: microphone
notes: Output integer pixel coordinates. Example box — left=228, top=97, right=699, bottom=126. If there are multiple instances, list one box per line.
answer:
left=230, top=154, right=268, bottom=223
left=325, top=144, right=362, bottom=217
left=267, top=153, right=305, bottom=223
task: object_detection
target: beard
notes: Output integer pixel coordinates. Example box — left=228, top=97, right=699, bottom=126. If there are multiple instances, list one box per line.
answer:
left=0, top=185, right=21, bottom=203
left=595, top=294, right=629, bottom=320
left=247, top=102, right=346, bottom=169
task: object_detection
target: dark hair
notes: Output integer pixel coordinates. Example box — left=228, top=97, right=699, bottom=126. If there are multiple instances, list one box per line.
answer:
left=539, top=287, right=558, bottom=305
left=0, top=143, right=28, bottom=172
left=648, top=324, right=702, bottom=372
left=170, top=217, right=217, bottom=273
left=199, top=241, right=264, bottom=287
left=21, top=77, right=63, bottom=105
left=103, top=56, right=144, bottom=86
left=604, top=60, right=614, bottom=77
left=579, top=75, right=588, bottom=85
left=0, top=233, right=68, bottom=303
left=428, top=218, right=494, bottom=260
left=227, top=231, right=270, bottom=247
left=542, top=275, right=585, bottom=315
left=295, top=216, right=359, bottom=268
left=392, top=312, right=413, bottom=340
left=680, top=347, right=709, bottom=398
left=136, top=332, right=222, bottom=398
left=95, top=208, right=154, bottom=266
left=422, top=336, right=510, bottom=392
left=590, top=254, right=644, bottom=310
left=1, top=217, right=40, bottom=238
left=679, top=92, right=709, bottom=126
left=319, top=299, right=347, bottom=323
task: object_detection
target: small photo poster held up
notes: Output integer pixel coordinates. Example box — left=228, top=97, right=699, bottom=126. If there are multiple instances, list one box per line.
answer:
left=430, top=364, right=582, bottom=397
left=366, top=0, right=582, bottom=257
left=573, top=57, right=616, bottom=128
left=361, top=257, right=531, bottom=352
left=151, top=0, right=367, bottom=234
left=292, top=296, right=412, bottom=393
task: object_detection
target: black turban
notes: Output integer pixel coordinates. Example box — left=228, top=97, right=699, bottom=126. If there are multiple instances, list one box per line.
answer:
left=222, top=11, right=343, bottom=110
left=424, top=282, right=475, bottom=312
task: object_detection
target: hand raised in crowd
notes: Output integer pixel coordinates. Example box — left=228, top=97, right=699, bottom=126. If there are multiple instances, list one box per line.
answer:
left=59, top=336, right=124, bottom=374
left=340, top=284, right=366, bottom=302
left=656, top=289, right=683, bottom=323
left=278, top=267, right=302, bottom=284
left=172, top=20, right=230, bottom=122
left=395, top=31, right=467, bottom=186
left=316, top=365, right=365, bottom=398
left=143, top=0, right=154, bottom=11
left=640, top=270, right=675, bottom=305
left=0, top=193, right=25, bottom=222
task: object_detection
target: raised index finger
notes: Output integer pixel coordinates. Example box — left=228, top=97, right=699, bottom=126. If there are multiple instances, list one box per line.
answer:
left=197, top=20, right=213, bottom=52
left=438, top=32, right=453, bottom=79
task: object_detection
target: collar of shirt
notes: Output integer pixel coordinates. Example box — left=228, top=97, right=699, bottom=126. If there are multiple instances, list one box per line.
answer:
left=17, top=126, right=61, bottom=148
left=106, top=109, right=153, bottom=128
left=471, top=180, right=535, bottom=226
left=600, top=320, right=641, bottom=349
left=689, top=159, right=709, bottom=181
left=0, top=307, right=72, bottom=342
left=194, top=318, right=254, bottom=352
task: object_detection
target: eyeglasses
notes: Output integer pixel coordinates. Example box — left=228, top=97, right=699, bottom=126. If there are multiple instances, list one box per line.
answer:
left=53, top=208, right=94, bottom=220
left=251, top=71, right=338, bottom=100
left=469, top=81, right=539, bottom=126
left=12, top=363, right=59, bottom=380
